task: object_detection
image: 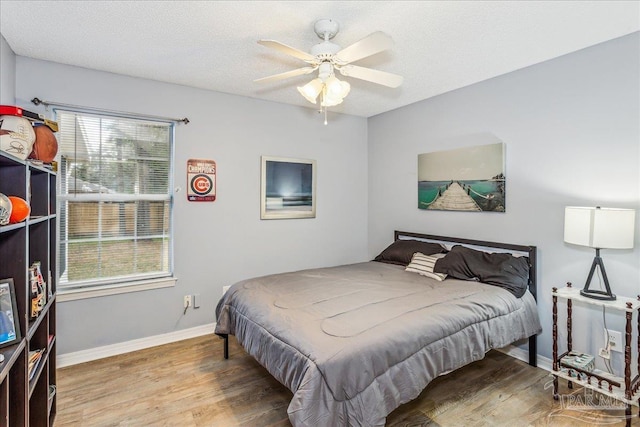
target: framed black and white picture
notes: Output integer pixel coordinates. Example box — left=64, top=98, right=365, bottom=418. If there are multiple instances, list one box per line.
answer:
left=0, top=278, right=21, bottom=349
left=261, top=156, right=316, bottom=219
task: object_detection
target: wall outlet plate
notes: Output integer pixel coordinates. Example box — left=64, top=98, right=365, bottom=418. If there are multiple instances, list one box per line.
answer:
left=605, top=329, right=623, bottom=353
left=184, top=294, right=192, bottom=309
left=193, top=293, right=200, bottom=309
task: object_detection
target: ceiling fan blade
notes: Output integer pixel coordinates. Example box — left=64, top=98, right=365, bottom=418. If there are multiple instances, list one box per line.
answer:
left=254, top=67, right=317, bottom=84
left=338, top=65, right=403, bottom=88
left=333, top=31, right=394, bottom=65
left=258, top=40, right=317, bottom=63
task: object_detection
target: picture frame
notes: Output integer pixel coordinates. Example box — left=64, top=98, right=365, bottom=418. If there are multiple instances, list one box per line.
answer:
left=0, top=278, right=21, bottom=349
left=418, top=142, right=506, bottom=212
left=261, top=156, right=316, bottom=220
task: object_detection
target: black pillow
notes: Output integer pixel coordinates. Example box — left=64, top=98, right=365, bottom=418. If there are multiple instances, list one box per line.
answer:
left=374, top=240, right=447, bottom=266
left=433, top=245, right=530, bottom=298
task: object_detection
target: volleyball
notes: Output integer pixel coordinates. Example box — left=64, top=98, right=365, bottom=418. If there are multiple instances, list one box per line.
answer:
left=0, top=115, right=35, bottom=160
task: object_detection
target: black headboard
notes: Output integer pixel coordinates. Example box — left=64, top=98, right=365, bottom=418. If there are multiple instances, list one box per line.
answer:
left=394, top=230, right=538, bottom=367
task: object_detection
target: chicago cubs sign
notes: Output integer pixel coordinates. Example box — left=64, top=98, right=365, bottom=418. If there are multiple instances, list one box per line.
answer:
left=187, top=159, right=216, bottom=202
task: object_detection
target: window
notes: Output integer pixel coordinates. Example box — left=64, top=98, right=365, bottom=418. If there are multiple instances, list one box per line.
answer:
left=56, top=110, right=174, bottom=294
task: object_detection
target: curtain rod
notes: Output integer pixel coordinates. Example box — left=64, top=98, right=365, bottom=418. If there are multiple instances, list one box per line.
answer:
left=31, top=97, right=190, bottom=124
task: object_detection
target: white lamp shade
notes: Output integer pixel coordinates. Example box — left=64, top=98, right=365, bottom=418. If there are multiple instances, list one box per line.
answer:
left=564, top=206, right=636, bottom=249
left=324, top=75, right=350, bottom=99
left=316, top=75, right=350, bottom=107
left=297, top=78, right=323, bottom=104
left=321, top=96, right=343, bottom=107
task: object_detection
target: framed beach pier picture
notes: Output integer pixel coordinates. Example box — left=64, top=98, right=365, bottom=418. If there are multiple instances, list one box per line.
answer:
left=418, top=142, right=506, bottom=212
left=261, top=156, right=316, bottom=219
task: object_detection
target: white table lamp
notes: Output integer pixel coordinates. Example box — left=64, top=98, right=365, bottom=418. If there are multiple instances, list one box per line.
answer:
left=564, top=206, right=635, bottom=301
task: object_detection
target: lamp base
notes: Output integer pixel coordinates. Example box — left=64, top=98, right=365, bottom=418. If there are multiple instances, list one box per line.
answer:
left=580, top=289, right=616, bottom=301
left=580, top=250, right=616, bottom=301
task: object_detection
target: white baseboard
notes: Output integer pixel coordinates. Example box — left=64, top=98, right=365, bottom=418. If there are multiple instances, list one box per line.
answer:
left=58, top=326, right=554, bottom=374
left=57, top=323, right=216, bottom=368
left=497, top=344, right=552, bottom=372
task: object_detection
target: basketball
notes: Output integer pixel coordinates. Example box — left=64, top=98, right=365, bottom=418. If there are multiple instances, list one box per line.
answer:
left=29, top=125, right=58, bottom=163
left=0, top=115, right=35, bottom=160
left=8, top=196, right=30, bottom=224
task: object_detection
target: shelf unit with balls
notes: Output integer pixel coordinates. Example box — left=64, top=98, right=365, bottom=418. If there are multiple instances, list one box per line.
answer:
left=0, top=149, right=57, bottom=424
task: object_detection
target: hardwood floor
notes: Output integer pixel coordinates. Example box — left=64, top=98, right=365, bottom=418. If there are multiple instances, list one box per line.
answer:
left=55, top=335, right=639, bottom=426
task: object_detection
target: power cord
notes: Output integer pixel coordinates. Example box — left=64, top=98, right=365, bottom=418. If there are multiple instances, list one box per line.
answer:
left=602, top=305, right=614, bottom=375
left=596, top=267, right=614, bottom=373
left=183, top=299, right=191, bottom=315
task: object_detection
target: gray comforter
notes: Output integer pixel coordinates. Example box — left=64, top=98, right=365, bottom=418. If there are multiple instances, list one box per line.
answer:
left=215, top=261, right=541, bottom=426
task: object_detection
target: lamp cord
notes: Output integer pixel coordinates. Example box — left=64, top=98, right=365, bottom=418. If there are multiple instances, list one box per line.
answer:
left=597, top=266, right=614, bottom=374
left=602, top=306, right=614, bottom=375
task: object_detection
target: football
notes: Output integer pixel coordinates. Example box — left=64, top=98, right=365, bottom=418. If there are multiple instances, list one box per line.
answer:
left=29, top=125, right=58, bottom=163
left=0, top=115, right=35, bottom=160
left=8, top=196, right=30, bottom=224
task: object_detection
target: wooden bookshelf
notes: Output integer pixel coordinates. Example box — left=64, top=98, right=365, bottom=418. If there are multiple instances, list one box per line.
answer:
left=0, top=150, right=57, bottom=426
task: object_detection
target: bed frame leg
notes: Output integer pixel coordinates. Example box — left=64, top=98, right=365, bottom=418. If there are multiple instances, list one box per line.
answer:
left=529, top=335, right=537, bottom=367
left=220, top=334, right=229, bottom=359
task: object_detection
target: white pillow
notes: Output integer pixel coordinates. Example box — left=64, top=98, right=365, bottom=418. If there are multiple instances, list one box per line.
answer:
left=405, top=252, right=448, bottom=281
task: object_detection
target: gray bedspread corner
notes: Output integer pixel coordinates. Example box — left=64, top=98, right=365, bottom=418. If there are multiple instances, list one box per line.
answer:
left=214, top=261, right=541, bottom=427
left=214, top=301, right=229, bottom=335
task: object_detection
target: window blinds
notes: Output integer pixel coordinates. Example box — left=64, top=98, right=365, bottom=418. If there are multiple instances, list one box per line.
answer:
left=56, top=110, right=173, bottom=289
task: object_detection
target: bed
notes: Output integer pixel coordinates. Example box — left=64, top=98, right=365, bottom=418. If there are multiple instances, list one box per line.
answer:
left=214, top=231, right=541, bottom=426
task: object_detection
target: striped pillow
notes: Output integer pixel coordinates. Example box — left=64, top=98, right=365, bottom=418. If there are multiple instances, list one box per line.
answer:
left=405, top=252, right=448, bottom=281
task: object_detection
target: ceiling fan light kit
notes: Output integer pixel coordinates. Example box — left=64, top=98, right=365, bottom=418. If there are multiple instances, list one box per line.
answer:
left=321, top=76, right=350, bottom=108
left=256, top=18, right=403, bottom=125
left=297, top=78, right=324, bottom=104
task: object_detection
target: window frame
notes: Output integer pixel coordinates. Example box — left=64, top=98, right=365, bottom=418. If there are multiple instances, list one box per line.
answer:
left=54, top=108, right=176, bottom=299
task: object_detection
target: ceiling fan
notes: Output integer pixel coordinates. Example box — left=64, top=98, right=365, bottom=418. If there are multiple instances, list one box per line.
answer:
left=255, top=19, right=403, bottom=124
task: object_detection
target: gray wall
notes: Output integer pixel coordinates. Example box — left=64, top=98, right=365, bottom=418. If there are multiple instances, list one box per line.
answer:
left=0, top=34, right=16, bottom=103
left=15, top=57, right=369, bottom=354
left=368, top=33, right=640, bottom=368
left=8, top=32, right=640, bottom=369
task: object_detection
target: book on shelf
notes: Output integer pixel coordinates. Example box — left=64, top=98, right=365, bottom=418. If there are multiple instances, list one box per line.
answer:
left=29, top=262, right=47, bottom=319
left=32, top=118, right=59, bottom=133
left=560, top=350, right=595, bottom=373
left=28, top=348, right=45, bottom=381
left=559, top=366, right=588, bottom=381
left=24, top=116, right=59, bottom=133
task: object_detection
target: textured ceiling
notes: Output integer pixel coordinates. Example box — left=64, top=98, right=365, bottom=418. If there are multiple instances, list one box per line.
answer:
left=1, top=1, right=638, bottom=118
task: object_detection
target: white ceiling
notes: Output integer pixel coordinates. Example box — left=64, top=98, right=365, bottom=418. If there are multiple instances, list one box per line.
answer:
left=1, top=1, right=638, bottom=118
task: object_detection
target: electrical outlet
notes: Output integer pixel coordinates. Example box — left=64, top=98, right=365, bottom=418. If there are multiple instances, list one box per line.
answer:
left=184, top=295, right=192, bottom=309
left=193, top=293, right=200, bottom=309
left=599, top=347, right=611, bottom=359
left=605, top=329, right=623, bottom=353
